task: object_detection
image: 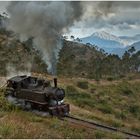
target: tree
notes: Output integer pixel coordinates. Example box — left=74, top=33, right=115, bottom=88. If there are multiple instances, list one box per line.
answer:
left=76, top=37, right=81, bottom=42
left=62, top=35, right=68, bottom=40
left=70, top=35, right=75, bottom=41
left=128, top=46, right=136, bottom=54
left=86, top=43, right=91, bottom=46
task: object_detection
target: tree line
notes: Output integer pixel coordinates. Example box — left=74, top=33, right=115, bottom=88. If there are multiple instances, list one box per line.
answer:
left=57, top=40, right=140, bottom=80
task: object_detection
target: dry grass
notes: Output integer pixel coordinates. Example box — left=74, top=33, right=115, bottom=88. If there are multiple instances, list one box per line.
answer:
left=1, top=73, right=140, bottom=138
left=0, top=111, right=124, bottom=139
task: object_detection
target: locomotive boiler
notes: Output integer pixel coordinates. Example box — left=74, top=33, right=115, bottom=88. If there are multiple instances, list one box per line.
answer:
left=5, top=75, right=70, bottom=116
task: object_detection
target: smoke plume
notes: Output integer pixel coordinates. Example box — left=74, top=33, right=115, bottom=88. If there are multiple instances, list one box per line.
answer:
left=7, top=1, right=83, bottom=75
left=6, top=63, right=31, bottom=79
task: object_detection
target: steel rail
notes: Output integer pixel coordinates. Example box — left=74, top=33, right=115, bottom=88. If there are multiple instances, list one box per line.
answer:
left=63, top=115, right=140, bottom=139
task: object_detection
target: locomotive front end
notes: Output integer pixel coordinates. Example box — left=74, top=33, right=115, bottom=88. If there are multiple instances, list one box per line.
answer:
left=44, top=79, right=70, bottom=116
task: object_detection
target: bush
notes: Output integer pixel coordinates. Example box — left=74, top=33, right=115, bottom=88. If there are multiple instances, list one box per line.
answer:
left=107, top=77, right=114, bottom=81
left=0, top=88, right=16, bottom=111
left=115, top=111, right=127, bottom=120
left=90, top=88, right=96, bottom=93
left=131, top=125, right=140, bottom=134
left=95, top=131, right=105, bottom=138
left=129, top=104, right=140, bottom=116
left=66, top=86, right=90, bottom=99
left=118, top=82, right=134, bottom=96
left=111, top=120, right=123, bottom=128
left=66, top=86, right=94, bottom=109
left=119, top=74, right=126, bottom=79
left=98, top=104, right=113, bottom=114
left=77, top=81, right=88, bottom=89
left=122, top=88, right=133, bottom=95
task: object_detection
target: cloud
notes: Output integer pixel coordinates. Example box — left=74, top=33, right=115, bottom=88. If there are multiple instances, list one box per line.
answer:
left=76, top=1, right=140, bottom=31
left=6, top=1, right=83, bottom=75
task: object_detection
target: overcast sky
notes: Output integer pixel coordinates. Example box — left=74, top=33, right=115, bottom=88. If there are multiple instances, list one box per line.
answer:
left=1, top=1, right=140, bottom=38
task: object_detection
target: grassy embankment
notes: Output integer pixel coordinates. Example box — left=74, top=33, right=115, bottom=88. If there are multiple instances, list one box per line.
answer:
left=0, top=73, right=140, bottom=138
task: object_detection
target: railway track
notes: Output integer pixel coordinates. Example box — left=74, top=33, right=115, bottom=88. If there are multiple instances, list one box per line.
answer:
left=62, top=115, right=140, bottom=139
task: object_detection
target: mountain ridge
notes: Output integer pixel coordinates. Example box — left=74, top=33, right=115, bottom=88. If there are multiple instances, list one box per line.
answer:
left=80, top=31, right=140, bottom=55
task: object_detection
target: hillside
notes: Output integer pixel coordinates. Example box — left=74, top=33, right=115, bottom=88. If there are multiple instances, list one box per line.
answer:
left=0, top=29, right=140, bottom=139
left=1, top=73, right=140, bottom=138
left=0, top=29, right=48, bottom=76
left=58, top=40, right=140, bottom=80
left=0, top=27, right=140, bottom=81
left=57, top=40, right=105, bottom=77
left=0, top=2, right=140, bottom=139
left=0, top=28, right=106, bottom=79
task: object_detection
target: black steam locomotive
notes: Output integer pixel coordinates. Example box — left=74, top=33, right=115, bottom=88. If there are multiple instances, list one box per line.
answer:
left=5, top=75, right=70, bottom=116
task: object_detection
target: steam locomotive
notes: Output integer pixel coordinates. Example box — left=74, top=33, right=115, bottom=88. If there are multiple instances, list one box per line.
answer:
left=5, top=75, right=70, bottom=116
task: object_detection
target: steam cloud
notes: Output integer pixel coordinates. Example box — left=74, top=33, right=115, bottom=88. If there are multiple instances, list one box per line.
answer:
left=7, top=1, right=83, bottom=75
left=6, top=63, right=31, bottom=79
left=4, top=1, right=140, bottom=76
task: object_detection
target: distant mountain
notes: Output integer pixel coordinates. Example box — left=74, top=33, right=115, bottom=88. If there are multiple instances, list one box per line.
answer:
left=81, top=31, right=127, bottom=53
left=111, top=41, right=140, bottom=56
left=80, top=31, right=140, bottom=56
left=120, top=34, right=140, bottom=45
left=128, top=41, right=140, bottom=52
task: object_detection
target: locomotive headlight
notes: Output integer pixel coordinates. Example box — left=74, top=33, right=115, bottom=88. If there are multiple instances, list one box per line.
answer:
left=58, top=100, right=64, bottom=105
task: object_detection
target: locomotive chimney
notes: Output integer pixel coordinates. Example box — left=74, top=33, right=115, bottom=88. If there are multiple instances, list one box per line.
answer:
left=54, top=78, right=57, bottom=88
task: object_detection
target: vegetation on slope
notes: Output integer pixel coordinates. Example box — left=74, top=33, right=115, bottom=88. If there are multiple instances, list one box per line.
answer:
left=0, top=28, right=47, bottom=76
left=0, top=87, right=124, bottom=139
left=33, top=73, right=140, bottom=136
left=62, top=76, right=140, bottom=134
left=0, top=15, right=140, bottom=138
left=58, top=40, right=140, bottom=80
left=0, top=25, right=140, bottom=81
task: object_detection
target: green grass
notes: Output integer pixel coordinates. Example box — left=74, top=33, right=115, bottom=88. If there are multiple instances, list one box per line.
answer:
left=0, top=111, right=125, bottom=139
left=64, top=79, right=140, bottom=134
left=1, top=77, right=140, bottom=138
left=65, top=85, right=95, bottom=108
left=77, top=81, right=89, bottom=89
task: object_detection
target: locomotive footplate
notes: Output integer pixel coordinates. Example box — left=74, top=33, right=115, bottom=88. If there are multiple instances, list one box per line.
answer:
left=49, top=104, right=70, bottom=116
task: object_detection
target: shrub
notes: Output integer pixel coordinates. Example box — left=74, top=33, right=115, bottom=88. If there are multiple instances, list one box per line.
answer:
left=0, top=88, right=16, bottom=111
left=66, top=86, right=95, bottom=109
left=115, top=111, right=127, bottom=120
left=122, top=88, right=133, bottom=95
left=66, top=86, right=90, bottom=99
left=111, top=120, right=123, bottom=128
left=98, top=104, right=113, bottom=114
left=90, top=87, right=96, bottom=93
left=77, top=81, right=88, bottom=89
left=131, top=125, right=140, bottom=134
left=119, top=74, right=126, bottom=79
left=94, top=131, right=105, bottom=138
left=129, top=104, right=140, bottom=116
left=118, top=82, right=134, bottom=96
left=107, top=77, right=114, bottom=81
left=0, top=123, right=13, bottom=138
left=66, top=85, right=77, bottom=93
